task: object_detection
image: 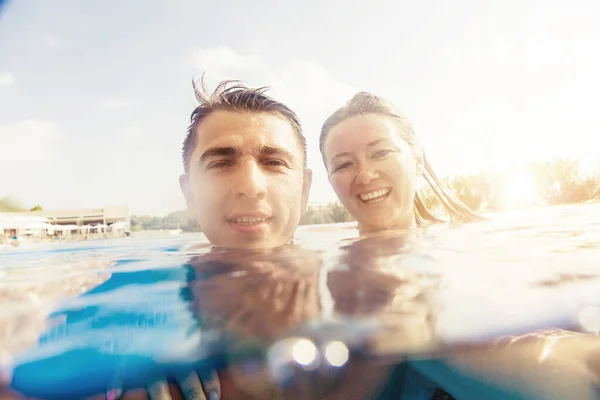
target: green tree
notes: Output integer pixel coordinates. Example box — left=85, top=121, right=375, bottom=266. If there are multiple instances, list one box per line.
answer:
left=447, top=174, right=487, bottom=211
left=30, top=205, right=43, bottom=211
left=130, top=216, right=143, bottom=231
left=530, top=158, right=600, bottom=204
left=129, top=210, right=202, bottom=232
left=327, top=202, right=354, bottom=223
left=0, top=196, right=26, bottom=212
left=300, top=205, right=333, bottom=225
left=299, top=202, right=354, bottom=225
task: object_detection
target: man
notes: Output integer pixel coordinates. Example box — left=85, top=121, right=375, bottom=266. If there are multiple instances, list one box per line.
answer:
left=145, top=80, right=315, bottom=399
left=136, top=80, right=315, bottom=400
left=0, top=80, right=314, bottom=400
left=179, top=78, right=312, bottom=250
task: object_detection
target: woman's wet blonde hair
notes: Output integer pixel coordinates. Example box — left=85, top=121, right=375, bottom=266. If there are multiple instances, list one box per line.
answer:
left=319, top=92, right=482, bottom=225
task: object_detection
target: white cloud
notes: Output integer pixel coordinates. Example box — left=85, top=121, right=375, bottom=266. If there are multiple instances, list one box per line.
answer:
left=193, top=47, right=270, bottom=80
left=192, top=46, right=358, bottom=203
left=0, top=73, right=15, bottom=87
left=0, top=120, right=61, bottom=166
left=102, top=98, right=140, bottom=110
left=192, top=46, right=355, bottom=115
left=41, top=35, right=61, bottom=48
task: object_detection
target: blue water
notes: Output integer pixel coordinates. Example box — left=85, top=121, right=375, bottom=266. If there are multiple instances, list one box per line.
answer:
left=2, top=205, right=600, bottom=399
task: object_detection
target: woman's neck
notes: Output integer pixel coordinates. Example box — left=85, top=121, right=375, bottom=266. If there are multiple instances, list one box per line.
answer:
left=357, top=213, right=417, bottom=237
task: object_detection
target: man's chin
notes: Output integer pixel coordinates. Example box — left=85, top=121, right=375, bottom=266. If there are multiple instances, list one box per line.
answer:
left=211, top=232, right=280, bottom=250
left=203, top=223, right=296, bottom=250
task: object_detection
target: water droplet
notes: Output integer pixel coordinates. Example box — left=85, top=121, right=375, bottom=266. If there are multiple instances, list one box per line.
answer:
left=324, top=341, right=349, bottom=367
left=292, top=338, right=317, bottom=366
left=579, top=306, right=600, bottom=334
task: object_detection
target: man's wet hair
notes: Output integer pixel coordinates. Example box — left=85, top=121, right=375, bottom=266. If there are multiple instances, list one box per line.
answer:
left=182, top=77, right=307, bottom=174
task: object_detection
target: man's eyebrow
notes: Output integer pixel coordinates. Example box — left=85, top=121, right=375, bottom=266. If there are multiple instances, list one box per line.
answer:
left=198, top=145, right=298, bottom=166
left=198, top=146, right=239, bottom=165
left=258, top=145, right=297, bottom=163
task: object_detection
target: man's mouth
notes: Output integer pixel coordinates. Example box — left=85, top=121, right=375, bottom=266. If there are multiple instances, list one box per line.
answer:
left=227, top=213, right=272, bottom=233
left=231, top=216, right=268, bottom=225
left=357, top=188, right=391, bottom=204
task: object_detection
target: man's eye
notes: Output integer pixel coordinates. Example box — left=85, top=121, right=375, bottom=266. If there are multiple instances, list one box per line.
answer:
left=207, top=161, right=231, bottom=169
left=333, top=162, right=351, bottom=172
left=264, top=159, right=288, bottom=167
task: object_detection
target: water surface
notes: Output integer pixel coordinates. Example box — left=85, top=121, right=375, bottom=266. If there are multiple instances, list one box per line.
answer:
left=1, top=204, right=600, bottom=399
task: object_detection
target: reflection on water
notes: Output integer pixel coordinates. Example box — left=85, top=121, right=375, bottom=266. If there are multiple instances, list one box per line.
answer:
left=1, top=204, right=600, bottom=399
left=182, top=242, right=435, bottom=399
left=0, top=258, right=112, bottom=366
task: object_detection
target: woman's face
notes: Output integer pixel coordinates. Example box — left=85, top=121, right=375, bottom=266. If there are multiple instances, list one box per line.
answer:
left=323, top=114, right=421, bottom=233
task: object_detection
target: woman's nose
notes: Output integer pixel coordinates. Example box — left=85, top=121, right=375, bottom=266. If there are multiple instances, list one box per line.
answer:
left=355, top=166, right=379, bottom=185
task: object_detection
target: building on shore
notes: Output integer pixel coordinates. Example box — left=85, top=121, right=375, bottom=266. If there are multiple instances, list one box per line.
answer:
left=0, top=206, right=130, bottom=240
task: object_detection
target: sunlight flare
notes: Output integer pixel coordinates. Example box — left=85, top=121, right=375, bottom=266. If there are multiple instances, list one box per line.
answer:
left=503, top=172, right=537, bottom=206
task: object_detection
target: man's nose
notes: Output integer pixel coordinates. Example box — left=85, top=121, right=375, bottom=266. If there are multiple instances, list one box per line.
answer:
left=235, top=161, right=267, bottom=199
left=355, top=164, right=379, bottom=185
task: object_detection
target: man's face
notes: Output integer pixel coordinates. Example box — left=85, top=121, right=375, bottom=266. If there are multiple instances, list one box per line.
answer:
left=180, top=110, right=312, bottom=249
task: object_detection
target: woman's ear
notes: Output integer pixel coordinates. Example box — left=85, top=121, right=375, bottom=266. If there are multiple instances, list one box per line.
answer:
left=413, top=145, right=425, bottom=176
left=416, top=160, right=425, bottom=177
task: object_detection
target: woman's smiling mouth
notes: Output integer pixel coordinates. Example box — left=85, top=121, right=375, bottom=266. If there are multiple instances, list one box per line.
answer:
left=357, top=188, right=391, bottom=204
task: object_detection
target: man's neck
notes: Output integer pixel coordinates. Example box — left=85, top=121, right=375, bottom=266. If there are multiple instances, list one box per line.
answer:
left=209, top=239, right=295, bottom=251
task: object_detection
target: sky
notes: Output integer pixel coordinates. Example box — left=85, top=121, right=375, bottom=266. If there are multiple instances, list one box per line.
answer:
left=1, top=0, right=599, bottom=216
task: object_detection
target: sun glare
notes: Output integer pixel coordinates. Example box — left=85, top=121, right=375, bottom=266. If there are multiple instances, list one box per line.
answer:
left=503, top=172, right=537, bottom=206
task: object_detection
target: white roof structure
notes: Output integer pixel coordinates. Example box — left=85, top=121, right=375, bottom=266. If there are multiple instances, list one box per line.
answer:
left=1, top=212, right=130, bottom=235
left=0, top=215, right=51, bottom=230
left=51, top=225, right=81, bottom=231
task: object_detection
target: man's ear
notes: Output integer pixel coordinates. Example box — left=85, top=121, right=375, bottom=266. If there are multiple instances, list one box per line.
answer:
left=179, top=174, right=197, bottom=218
left=301, top=168, right=313, bottom=212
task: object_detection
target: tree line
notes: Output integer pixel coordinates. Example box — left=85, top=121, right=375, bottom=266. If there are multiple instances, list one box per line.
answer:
left=0, top=197, right=43, bottom=212
left=129, top=203, right=357, bottom=231
left=3, top=158, right=599, bottom=230
left=130, top=210, right=201, bottom=232
left=419, top=158, right=599, bottom=215
left=129, top=203, right=356, bottom=231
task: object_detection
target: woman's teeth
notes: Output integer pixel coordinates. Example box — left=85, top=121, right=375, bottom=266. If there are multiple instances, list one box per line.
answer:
left=358, top=188, right=391, bottom=203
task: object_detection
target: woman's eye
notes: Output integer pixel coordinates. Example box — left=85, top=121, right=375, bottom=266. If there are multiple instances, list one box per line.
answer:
left=373, top=149, right=393, bottom=158
left=333, top=162, right=351, bottom=172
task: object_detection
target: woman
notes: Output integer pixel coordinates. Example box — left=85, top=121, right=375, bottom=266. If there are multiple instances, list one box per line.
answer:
left=319, top=92, right=600, bottom=400
left=319, top=91, right=481, bottom=235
